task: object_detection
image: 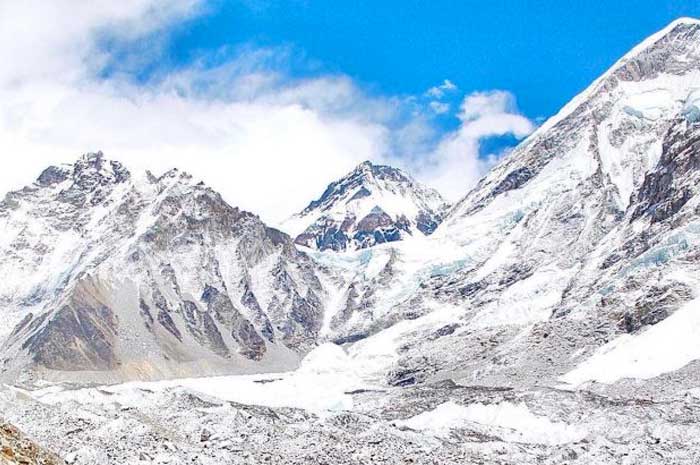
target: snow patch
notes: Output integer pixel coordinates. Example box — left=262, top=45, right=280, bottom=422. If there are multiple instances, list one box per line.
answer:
left=396, top=401, right=586, bottom=445
left=23, top=343, right=369, bottom=414
left=562, top=294, right=700, bottom=385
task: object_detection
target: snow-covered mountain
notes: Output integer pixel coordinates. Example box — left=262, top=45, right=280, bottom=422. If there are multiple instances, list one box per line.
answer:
left=264, top=16, right=700, bottom=393
left=3, top=18, right=700, bottom=390
left=282, top=161, right=449, bottom=251
left=329, top=16, right=700, bottom=390
left=0, top=153, right=327, bottom=384
left=3, top=18, right=700, bottom=391
left=5, top=18, right=700, bottom=465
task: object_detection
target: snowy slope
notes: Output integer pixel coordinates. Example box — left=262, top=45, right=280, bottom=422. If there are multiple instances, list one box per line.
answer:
left=282, top=161, right=449, bottom=251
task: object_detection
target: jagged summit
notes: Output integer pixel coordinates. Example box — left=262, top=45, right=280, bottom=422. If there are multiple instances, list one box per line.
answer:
left=36, top=152, right=130, bottom=188
left=283, top=160, right=449, bottom=252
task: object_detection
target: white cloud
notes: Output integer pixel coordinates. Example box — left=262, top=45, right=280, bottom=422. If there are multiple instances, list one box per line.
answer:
left=0, top=1, right=393, bottom=223
left=0, top=0, right=203, bottom=86
left=0, top=72, right=389, bottom=223
left=407, top=91, right=535, bottom=200
left=429, top=101, right=450, bottom=114
left=0, top=3, right=534, bottom=224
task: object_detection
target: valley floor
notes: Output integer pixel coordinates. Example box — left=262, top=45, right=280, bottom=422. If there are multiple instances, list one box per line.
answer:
left=3, top=349, right=700, bottom=465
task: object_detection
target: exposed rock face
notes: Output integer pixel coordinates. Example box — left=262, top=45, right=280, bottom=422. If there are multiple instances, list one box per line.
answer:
left=0, top=153, right=326, bottom=384
left=631, top=118, right=700, bottom=223
left=283, top=161, right=449, bottom=251
left=0, top=422, right=65, bottom=465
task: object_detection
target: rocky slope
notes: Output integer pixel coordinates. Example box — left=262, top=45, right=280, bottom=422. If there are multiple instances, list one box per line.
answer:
left=283, top=161, right=449, bottom=251
left=0, top=422, right=64, bottom=465
left=0, top=153, right=327, bottom=384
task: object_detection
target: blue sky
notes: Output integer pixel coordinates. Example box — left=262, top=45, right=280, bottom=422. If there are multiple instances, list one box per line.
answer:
left=155, top=0, right=700, bottom=120
left=1, top=1, right=699, bottom=220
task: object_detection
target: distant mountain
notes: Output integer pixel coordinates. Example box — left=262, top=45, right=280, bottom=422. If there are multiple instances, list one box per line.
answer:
left=283, top=161, right=449, bottom=252
left=0, top=153, right=327, bottom=384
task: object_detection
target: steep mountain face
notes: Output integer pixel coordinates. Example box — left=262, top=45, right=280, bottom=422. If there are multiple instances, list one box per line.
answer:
left=308, top=18, right=700, bottom=391
left=283, top=161, right=448, bottom=252
left=0, top=153, right=327, bottom=384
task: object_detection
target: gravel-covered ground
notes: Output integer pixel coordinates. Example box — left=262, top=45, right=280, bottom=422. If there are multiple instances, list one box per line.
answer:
left=3, top=376, right=700, bottom=465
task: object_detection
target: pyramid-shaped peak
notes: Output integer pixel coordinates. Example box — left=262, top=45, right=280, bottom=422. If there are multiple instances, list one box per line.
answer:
left=284, top=160, right=449, bottom=251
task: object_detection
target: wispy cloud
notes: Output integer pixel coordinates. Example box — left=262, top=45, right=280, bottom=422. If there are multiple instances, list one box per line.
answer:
left=429, top=101, right=450, bottom=114
left=426, top=79, right=458, bottom=99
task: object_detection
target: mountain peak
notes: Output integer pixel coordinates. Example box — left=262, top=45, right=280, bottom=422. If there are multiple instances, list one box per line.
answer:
left=657, top=16, right=700, bottom=36
left=668, top=16, right=700, bottom=26
left=349, top=160, right=413, bottom=185
left=616, top=16, right=700, bottom=66
left=446, top=15, right=700, bottom=230
left=355, top=160, right=375, bottom=171
left=35, top=152, right=130, bottom=190
left=0, top=154, right=326, bottom=383
left=283, top=162, right=448, bottom=251
left=496, top=17, right=700, bottom=151
left=74, top=151, right=130, bottom=182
